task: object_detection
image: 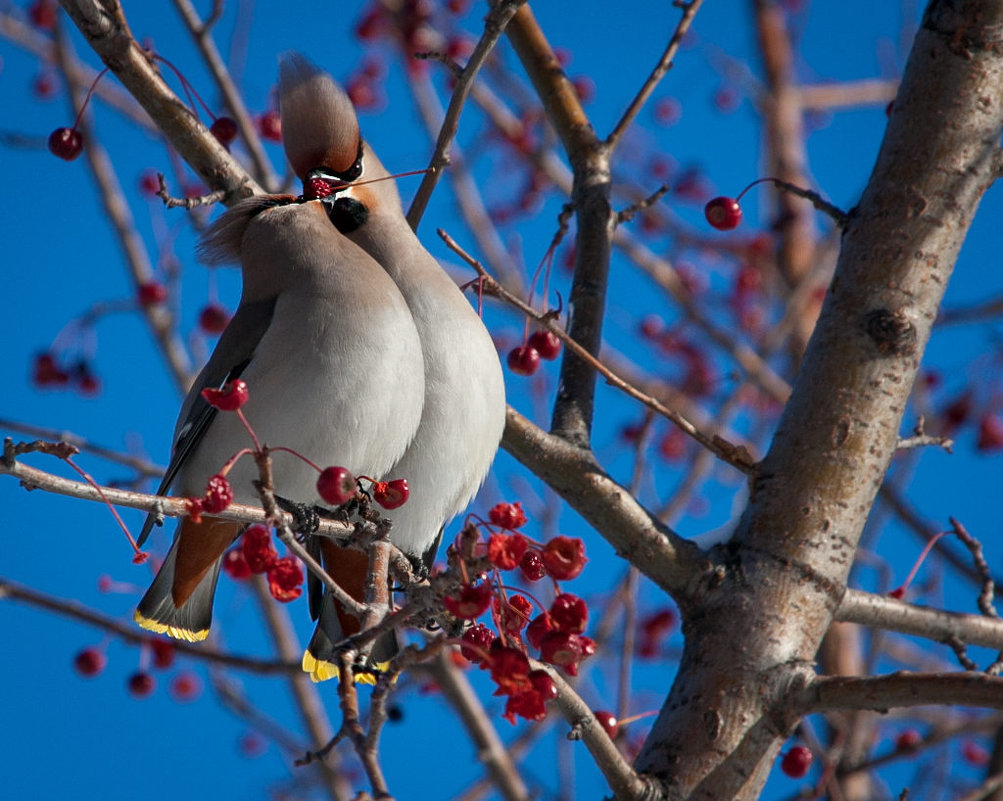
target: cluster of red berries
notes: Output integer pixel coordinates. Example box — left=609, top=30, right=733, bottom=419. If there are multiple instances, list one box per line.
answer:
left=507, top=330, right=562, bottom=377
left=73, top=640, right=201, bottom=701
left=443, top=502, right=592, bottom=723
left=315, top=465, right=410, bottom=510
left=222, top=524, right=305, bottom=602
left=345, top=58, right=387, bottom=112
left=31, top=352, right=100, bottom=395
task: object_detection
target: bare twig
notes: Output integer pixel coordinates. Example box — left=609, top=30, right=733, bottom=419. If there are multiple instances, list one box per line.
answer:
left=0, top=575, right=298, bottom=674
left=796, top=672, right=1003, bottom=715
left=606, top=0, right=706, bottom=150
left=440, top=230, right=757, bottom=474
left=156, top=172, right=226, bottom=210
left=406, top=0, right=526, bottom=229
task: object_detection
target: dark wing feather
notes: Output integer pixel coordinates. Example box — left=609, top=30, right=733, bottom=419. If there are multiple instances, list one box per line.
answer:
left=137, top=296, right=278, bottom=546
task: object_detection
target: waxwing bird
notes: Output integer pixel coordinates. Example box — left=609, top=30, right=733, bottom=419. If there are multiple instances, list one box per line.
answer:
left=278, top=54, right=507, bottom=681
left=134, top=194, right=426, bottom=643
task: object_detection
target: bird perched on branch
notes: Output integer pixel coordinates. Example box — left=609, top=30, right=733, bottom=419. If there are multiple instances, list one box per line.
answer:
left=278, top=53, right=506, bottom=682
left=133, top=193, right=426, bottom=644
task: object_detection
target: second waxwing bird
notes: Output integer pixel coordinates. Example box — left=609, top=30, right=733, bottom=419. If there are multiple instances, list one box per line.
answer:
left=133, top=194, right=426, bottom=643
left=278, top=54, right=507, bottom=681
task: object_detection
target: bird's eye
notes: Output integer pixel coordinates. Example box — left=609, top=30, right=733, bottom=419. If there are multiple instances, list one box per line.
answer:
left=325, top=196, right=369, bottom=234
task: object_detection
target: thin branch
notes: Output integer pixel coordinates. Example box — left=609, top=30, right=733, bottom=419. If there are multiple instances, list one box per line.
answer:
left=606, top=0, right=706, bottom=150
left=426, top=650, right=532, bottom=801
left=796, top=672, right=1003, bottom=715
left=835, top=589, right=1003, bottom=651
left=440, top=230, right=757, bottom=474
left=406, top=0, right=526, bottom=229
left=0, top=441, right=353, bottom=541
left=0, top=575, right=299, bottom=674
left=532, top=660, right=655, bottom=801
left=156, top=172, right=226, bottom=210
left=170, top=0, right=279, bottom=192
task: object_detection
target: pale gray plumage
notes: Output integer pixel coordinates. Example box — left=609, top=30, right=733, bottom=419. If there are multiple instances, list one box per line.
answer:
left=134, top=195, right=426, bottom=643
left=278, top=55, right=506, bottom=679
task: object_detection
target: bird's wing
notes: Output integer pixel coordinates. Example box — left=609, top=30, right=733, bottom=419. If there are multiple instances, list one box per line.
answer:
left=137, top=296, right=278, bottom=546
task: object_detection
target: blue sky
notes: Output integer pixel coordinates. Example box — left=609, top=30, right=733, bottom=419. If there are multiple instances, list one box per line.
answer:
left=3, top=1, right=1002, bottom=799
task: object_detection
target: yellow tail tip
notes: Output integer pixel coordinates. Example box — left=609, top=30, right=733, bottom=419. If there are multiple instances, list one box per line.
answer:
left=301, top=650, right=385, bottom=685
left=133, top=610, right=209, bottom=642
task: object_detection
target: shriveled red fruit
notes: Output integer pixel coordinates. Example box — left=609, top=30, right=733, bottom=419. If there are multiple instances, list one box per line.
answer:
left=373, top=478, right=409, bottom=509
left=202, top=474, right=233, bottom=514
left=241, top=524, right=278, bottom=573
left=48, top=127, right=83, bottom=160
left=202, top=379, right=249, bottom=411
left=519, top=549, right=546, bottom=581
left=127, top=671, right=155, bottom=698
left=507, top=345, right=540, bottom=376
left=487, top=645, right=532, bottom=694
left=444, top=582, right=493, bottom=620
left=137, top=281, right=168, bottom=307
left=170, top=671, right=202, bottom=702
left=704, top=196, right=742, bottom=230
left=489, top=501, right=528, bottom=529
left=460, top=623, right=497, bottom=664
left=594, top=709, right=620, bottom=739
left=150, top=638, right=175, bottom=669
left=32, top=352, right=70, bottom=387
left=256, top=110, right=282, bottom=142
left=495, top=594, right=533, bottom=633
left=549, top=593, right=588, bottom=633
left=487, top=532, right=528, bottom=570
left=198, top=303, right=230, bottom=335
left=528, top=330, right=561, bottom=360
left=538, top=631, right=584, bottom=676
left=267, top=556, right=303, bottom=602
left=73, top=647, right=106, bottom=677
left=222, top=547, right=251, bottom=579
left=526, top=612, right=554, bottom=650
left=316, top=466, right=357, bottom=505
left=210, top=116, right=238, bottom=146
left=780, top=745, right=812, bottom=778
left=541, top=536, right=587, bottom=580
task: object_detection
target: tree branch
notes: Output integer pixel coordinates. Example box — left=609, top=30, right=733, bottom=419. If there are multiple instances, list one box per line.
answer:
left=796, top=672, right=1003, bottom=715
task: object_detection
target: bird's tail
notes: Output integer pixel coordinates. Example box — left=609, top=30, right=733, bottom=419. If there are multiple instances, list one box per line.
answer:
left=302, top=541, right=400, bottom=683
left=134, top=518, right=241, bottom=642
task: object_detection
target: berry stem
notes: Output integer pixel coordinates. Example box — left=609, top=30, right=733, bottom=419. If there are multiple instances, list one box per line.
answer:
left=63, top=456, right=147, bottom=563
left=890, top=530, right=949, bottom=598
left=736, top=177, right=848, bottom=228
left=234, top=408, right=261, bottom=452
left=71, top=66, right=111, bottom=131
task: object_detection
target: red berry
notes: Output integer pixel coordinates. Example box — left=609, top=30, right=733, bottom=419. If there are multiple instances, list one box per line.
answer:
left=446, top=0, right=469, bottom=13
left=713, top=86, right=740, bottom=113
left=373, top=478, right=409, bottom=509
left=541, top=536, right=587, bottom=580
left=241, top=524, right=277, bottom=573
left=489, top=501, right=528, bottom=530
left=210, top=116, right=238, bottom=146
left=962, top=740, right=990, bottom=766
left=137, top=281, right=168, bottom=307
left=78, top=371, right=101, bottom=396
left=571, top=76, right=595, bottom=104
left=526, top=612, right=554, bottom=650
left=538, top=631, right=584, bottom=676
left=198, top=303, right=230, bottom=335
left=519, top=549, right=546, bottom=581
left=354, top=7, right=387, bottom=41
left=127, top=671, right=155, bottom=698
left=222, top=547, right=251, bottom=580
left=895, top=729, right=922, bottom=751
left=654, top=97, right=682, bottom=125
left=240, top=732, right=266, bottom=758
left=594, top=709, right=620, bottom=739
left=32, top=70, right=57, bottom=99
left=202, top=474, right=233, bottom=514
left=507, top=345, right=541, bottom=376
left=28, top=0, right=57, bottom=31
left=170, top=671, right=202, bottom=702
left=528, top=330, right=561, bottom=360
left=48, top=127, right=83, bottom=161
left=256, top=110, right=282, bottom=142
left=32, top=351, right=70, bottom=387
left=316, top=465, right=357, bottom=505
left=780, top=745, right=812, bottom=778
left=444, top=582, right=493, bottom=620
left=201, top=379, right=249, bottom=411
left=150, top=638, right=175, bottom=670
left=139, top=169, right=161, bottom=197
left=487, top=532, right=529, bottom=570
left=267, top=556, right=304, bottom=603
left=460, top=623, right=496, bottom=664
left=549, top=593, right=588, bottom=634
left=705, top=196, right=742, bottom=230
left=977, top=413, right=1003, bottom=452
left=73, top=647, right=106, bottom=677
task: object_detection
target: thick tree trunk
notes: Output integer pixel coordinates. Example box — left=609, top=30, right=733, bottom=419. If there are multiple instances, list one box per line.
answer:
left=635, top=2, right=1003, bottom=798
